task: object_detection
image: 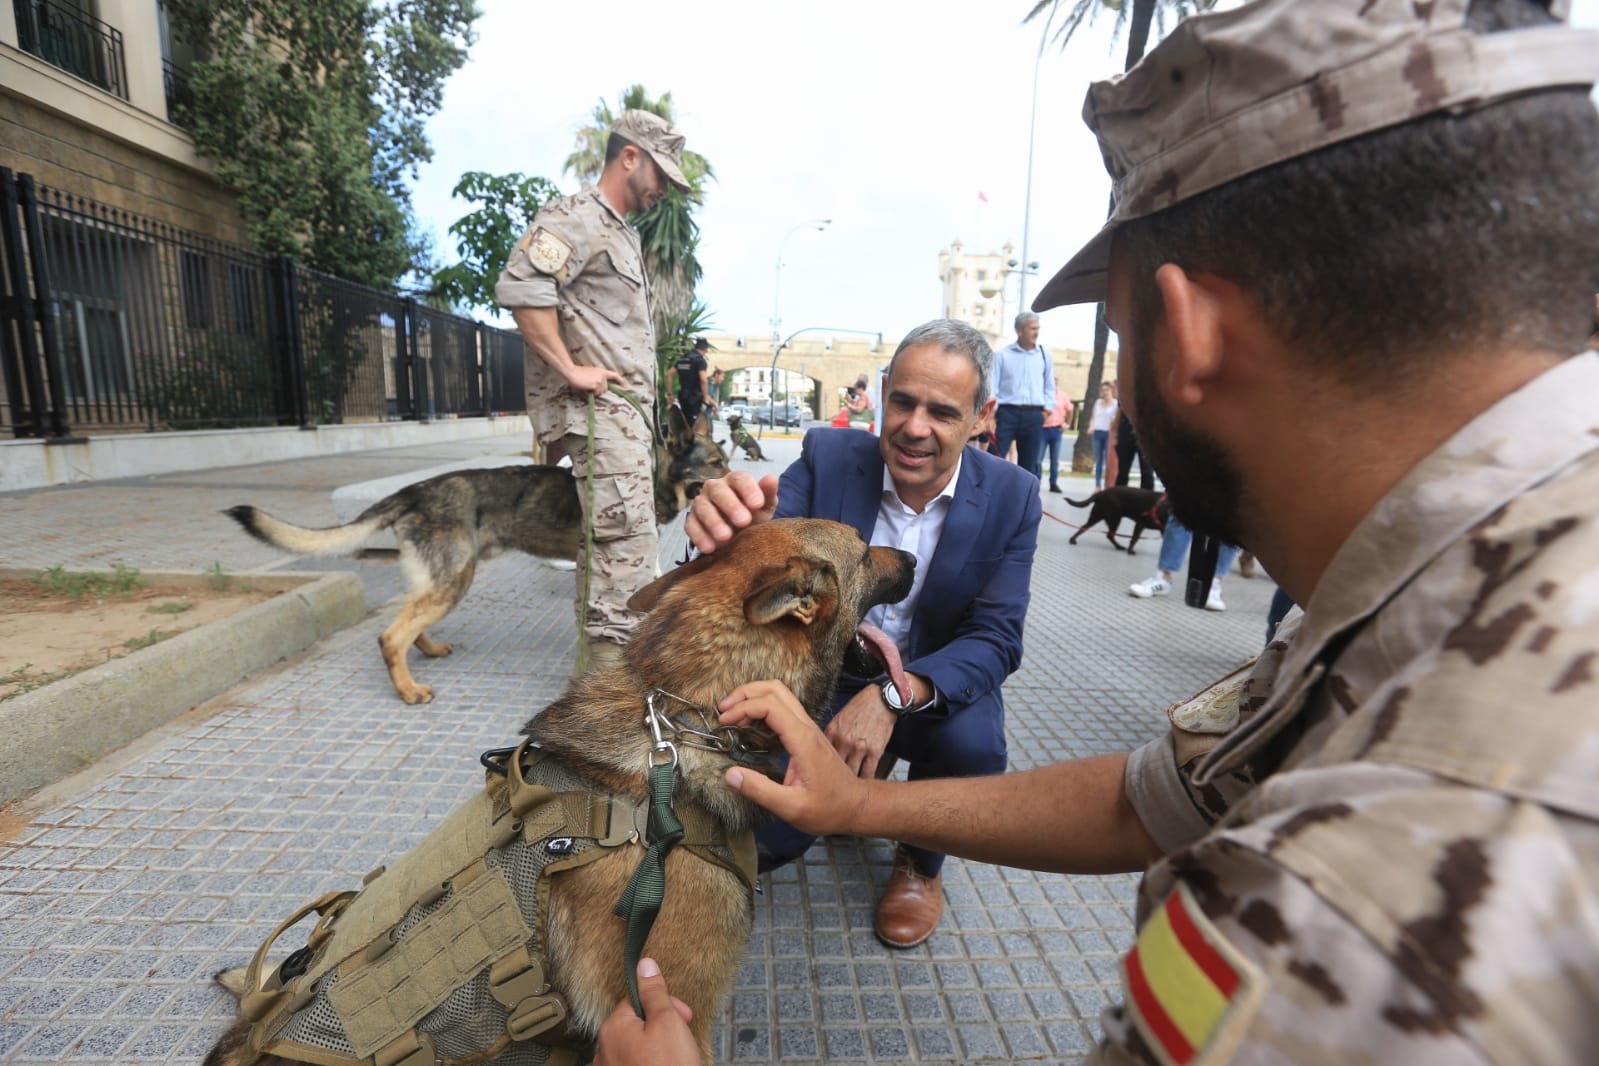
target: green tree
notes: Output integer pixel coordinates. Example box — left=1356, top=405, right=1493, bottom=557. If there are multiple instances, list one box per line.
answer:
left=165, top=0, right=479, bottom=290
left=1023, top=0, right=1216, bottom=472
left=564, top=85, right=716, bottom=337
left=429, top=171, right=561, bottom=313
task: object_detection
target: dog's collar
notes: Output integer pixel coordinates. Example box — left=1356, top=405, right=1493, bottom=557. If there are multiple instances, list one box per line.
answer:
left=645, top=688, right=778, bottom=769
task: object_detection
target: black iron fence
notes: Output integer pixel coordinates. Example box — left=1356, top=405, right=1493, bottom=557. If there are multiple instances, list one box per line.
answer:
left=13, top=0, right=128, bottom=100
left=0, top=169, right=526, bottom=438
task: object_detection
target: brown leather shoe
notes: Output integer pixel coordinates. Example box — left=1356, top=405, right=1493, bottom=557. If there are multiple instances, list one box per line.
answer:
left=874, top=849, right=943, bottom=948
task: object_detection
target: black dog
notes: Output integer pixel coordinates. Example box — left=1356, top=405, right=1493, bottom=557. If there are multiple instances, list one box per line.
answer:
left=1064, top=487, right=1168, bottom=553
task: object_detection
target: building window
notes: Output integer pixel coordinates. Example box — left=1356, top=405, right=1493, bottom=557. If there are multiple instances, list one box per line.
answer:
left=976, top=270, right=987, bottom=281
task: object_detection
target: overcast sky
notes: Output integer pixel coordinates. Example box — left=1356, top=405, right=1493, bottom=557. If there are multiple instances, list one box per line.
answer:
left=410, top=0, right=1599, bottom=355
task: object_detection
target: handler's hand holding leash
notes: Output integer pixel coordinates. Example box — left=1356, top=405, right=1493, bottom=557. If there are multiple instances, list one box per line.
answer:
left=594, top=958, right=700, bottom=1066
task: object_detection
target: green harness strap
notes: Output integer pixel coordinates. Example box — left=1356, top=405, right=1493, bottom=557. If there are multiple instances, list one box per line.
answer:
left=575, top=385, right=654, bottom=676
left=612, top=759, right=685, bottom=1017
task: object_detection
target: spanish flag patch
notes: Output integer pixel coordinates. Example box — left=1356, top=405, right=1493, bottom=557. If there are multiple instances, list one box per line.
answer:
left=1123, top=883, right=1263, bottom=1065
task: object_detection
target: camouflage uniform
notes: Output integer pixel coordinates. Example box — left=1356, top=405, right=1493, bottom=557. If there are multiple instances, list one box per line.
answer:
left=1021, top=1, right=1599, bottom=1061
left=496, top=112, right=690, bottom=647
left=496, top=186, right=655, bottom=644
left=1101, top=353, right=1599, bottom=1063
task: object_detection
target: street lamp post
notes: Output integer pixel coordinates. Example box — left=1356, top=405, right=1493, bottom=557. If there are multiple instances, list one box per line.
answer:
left=772, top=219, right=831, bottom=352
left=1018, top=38, right=1044, bottom=311
left=760, top=326, right=882, bottom=439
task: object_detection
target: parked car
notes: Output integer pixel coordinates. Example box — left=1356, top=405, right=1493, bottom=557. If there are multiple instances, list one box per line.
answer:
left=754, top=402, right=808, bottom=427
left=721, top=402, right=751, bottom=422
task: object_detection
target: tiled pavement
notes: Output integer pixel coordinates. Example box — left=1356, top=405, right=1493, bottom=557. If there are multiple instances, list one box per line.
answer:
left=0, top=433, right=1274, bottom=1064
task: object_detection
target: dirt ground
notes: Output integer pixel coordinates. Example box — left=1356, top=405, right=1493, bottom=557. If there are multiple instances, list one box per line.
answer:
left=0, top=578, right=280, bottom=701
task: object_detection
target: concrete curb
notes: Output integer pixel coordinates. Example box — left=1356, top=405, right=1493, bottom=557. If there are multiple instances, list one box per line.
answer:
left=0, top=569, right=367, bottom=803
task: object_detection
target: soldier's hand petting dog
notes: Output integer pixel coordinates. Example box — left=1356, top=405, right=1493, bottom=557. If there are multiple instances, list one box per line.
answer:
left=684, top=470, right=780, bottom=552
left=593, top=957, right=702, bottom=1066
left=719, top=680, right=870, bottom=836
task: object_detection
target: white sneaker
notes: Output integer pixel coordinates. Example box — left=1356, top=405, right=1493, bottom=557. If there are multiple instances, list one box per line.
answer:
left=1129, top=575, right=1171, bottom=599
left=544, top=557, right=578, bottom=571
left=1205, top=582, right=1226, bottom=612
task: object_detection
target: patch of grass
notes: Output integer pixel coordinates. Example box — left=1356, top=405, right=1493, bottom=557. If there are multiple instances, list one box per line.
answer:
left=0, top=661, right=80, bottom=700
left=205, top=561, right=234, bottom=591
left=147, top=601, right=195, bottom=615
left=34, top=563, right=145, bottom=600
left=123, top=629, right=175, bottom=651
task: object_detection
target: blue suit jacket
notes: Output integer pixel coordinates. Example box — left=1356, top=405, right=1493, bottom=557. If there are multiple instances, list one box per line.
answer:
left=774, top=428, right=1041, bottom=722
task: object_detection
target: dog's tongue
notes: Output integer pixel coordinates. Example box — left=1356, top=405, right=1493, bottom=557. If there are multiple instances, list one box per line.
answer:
left=856, top=622, right=912, bottom=704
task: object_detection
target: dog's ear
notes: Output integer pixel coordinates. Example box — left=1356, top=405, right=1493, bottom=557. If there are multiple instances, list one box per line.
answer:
left=667, top=404, right=692, bottom=451
left=745, top=557, right=836, bottom=627
left=627, top=551, right=718, bottom=612
left=693, top=409, right=713, bottom=439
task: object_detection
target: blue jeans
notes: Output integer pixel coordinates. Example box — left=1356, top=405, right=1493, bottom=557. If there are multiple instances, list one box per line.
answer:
left=1091, top=430, right=1110, bottom=486
left=1158, top=516, right=1240, bottom=582
left=995, top=406, right=1045, bottom=477
left=1266, top=586, right=1296, bottom=644
left=1040, top=426, right=1063, bottom=486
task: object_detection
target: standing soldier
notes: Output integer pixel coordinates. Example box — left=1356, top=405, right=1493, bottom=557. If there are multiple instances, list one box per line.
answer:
left=496, top=110, right=692, bottom=672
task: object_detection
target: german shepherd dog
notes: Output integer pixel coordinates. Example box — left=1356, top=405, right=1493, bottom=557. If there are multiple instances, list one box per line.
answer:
left=1065, top=486, right=1169, bottom=553
left=724, top=414, right=765, bottom=462
left=203, top=519, right=916, bottom=1066
left=226, top=407, right=730, bottom=704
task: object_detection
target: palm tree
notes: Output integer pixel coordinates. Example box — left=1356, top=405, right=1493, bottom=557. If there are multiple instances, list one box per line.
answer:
left=564, top=85, right=715, bottom=340
left=1023, top=0, right=1217, bottom=472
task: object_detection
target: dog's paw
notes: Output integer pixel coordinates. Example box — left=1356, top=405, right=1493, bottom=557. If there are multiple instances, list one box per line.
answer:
left=399, top=684, right=435, bottom=704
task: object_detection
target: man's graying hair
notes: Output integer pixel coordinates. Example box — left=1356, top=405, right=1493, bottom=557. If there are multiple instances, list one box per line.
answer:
left=1015, top=311, right=1039, bottom=331
left=889, top=319, right=993, bottom=413
left=1119, top=0, right=1599, bottom=382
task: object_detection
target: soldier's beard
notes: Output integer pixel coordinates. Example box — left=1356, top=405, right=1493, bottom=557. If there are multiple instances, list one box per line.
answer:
left=1125, top=288, right=1252, bottom=551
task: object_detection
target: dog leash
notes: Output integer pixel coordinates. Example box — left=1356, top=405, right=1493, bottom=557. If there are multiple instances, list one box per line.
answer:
left=614, top=695, right=686, bottom=1017
left=575, top=385, right=654, bottom=675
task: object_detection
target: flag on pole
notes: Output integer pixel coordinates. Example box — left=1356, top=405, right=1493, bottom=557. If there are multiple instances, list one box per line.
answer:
left=977, top=191, right=989, bottom=203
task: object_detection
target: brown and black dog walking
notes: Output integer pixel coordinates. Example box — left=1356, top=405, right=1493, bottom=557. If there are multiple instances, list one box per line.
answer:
left=227, top=408, right=731, bottom=703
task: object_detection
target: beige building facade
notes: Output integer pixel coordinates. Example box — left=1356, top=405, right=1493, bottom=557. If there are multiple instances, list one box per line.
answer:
left=1, top=0, right=244, bottom=240
left=938, top=239, right=1022, bottom=351
left=699, top=329, right=1103, bottom=427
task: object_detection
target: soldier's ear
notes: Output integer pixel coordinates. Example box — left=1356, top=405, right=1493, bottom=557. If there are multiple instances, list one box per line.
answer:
left=744, top=557, right=836, bottom=627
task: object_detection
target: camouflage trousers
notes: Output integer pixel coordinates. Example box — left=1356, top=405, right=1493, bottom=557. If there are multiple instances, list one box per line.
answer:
left=561, top=431, right=657, bottom=645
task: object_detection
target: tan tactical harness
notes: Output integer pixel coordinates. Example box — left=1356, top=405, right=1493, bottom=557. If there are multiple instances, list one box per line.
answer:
left=235, top=739, right=756, bottom=1066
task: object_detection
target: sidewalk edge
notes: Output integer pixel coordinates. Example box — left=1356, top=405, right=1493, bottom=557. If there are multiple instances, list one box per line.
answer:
left=0, top=570, right=367, bottom=803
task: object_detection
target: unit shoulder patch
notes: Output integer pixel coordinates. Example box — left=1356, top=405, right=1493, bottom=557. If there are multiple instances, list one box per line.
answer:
left=1169, top=671, right=1247, bottom=735
left=1122, top=883, right=1264, bottom=1065
left=525, top=227, right=573, bottom=276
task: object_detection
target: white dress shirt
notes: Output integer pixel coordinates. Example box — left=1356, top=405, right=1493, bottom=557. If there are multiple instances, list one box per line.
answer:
left=864, top=452, right=963, bottom=658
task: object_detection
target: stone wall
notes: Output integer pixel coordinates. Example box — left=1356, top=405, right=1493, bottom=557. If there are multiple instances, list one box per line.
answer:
left=0, top=79, right=246, bottom=243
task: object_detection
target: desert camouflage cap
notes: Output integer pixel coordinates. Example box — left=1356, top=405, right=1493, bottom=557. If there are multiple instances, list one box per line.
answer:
left=612, top=109, right=692, bottom=193
left=1034, top=0, right=1599, bottom=311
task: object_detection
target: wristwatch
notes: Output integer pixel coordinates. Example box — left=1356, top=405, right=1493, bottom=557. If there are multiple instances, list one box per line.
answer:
left=879, top=676, right=936, bottom=716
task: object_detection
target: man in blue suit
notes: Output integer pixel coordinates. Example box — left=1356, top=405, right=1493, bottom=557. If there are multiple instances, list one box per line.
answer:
left=684, top=319, right=1041, bottom=947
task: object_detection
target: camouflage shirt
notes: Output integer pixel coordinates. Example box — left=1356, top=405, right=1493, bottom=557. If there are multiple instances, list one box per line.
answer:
left=1105, top=352, right=1599, bottom=1064
left=495, top=187, right=655, bottom=443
